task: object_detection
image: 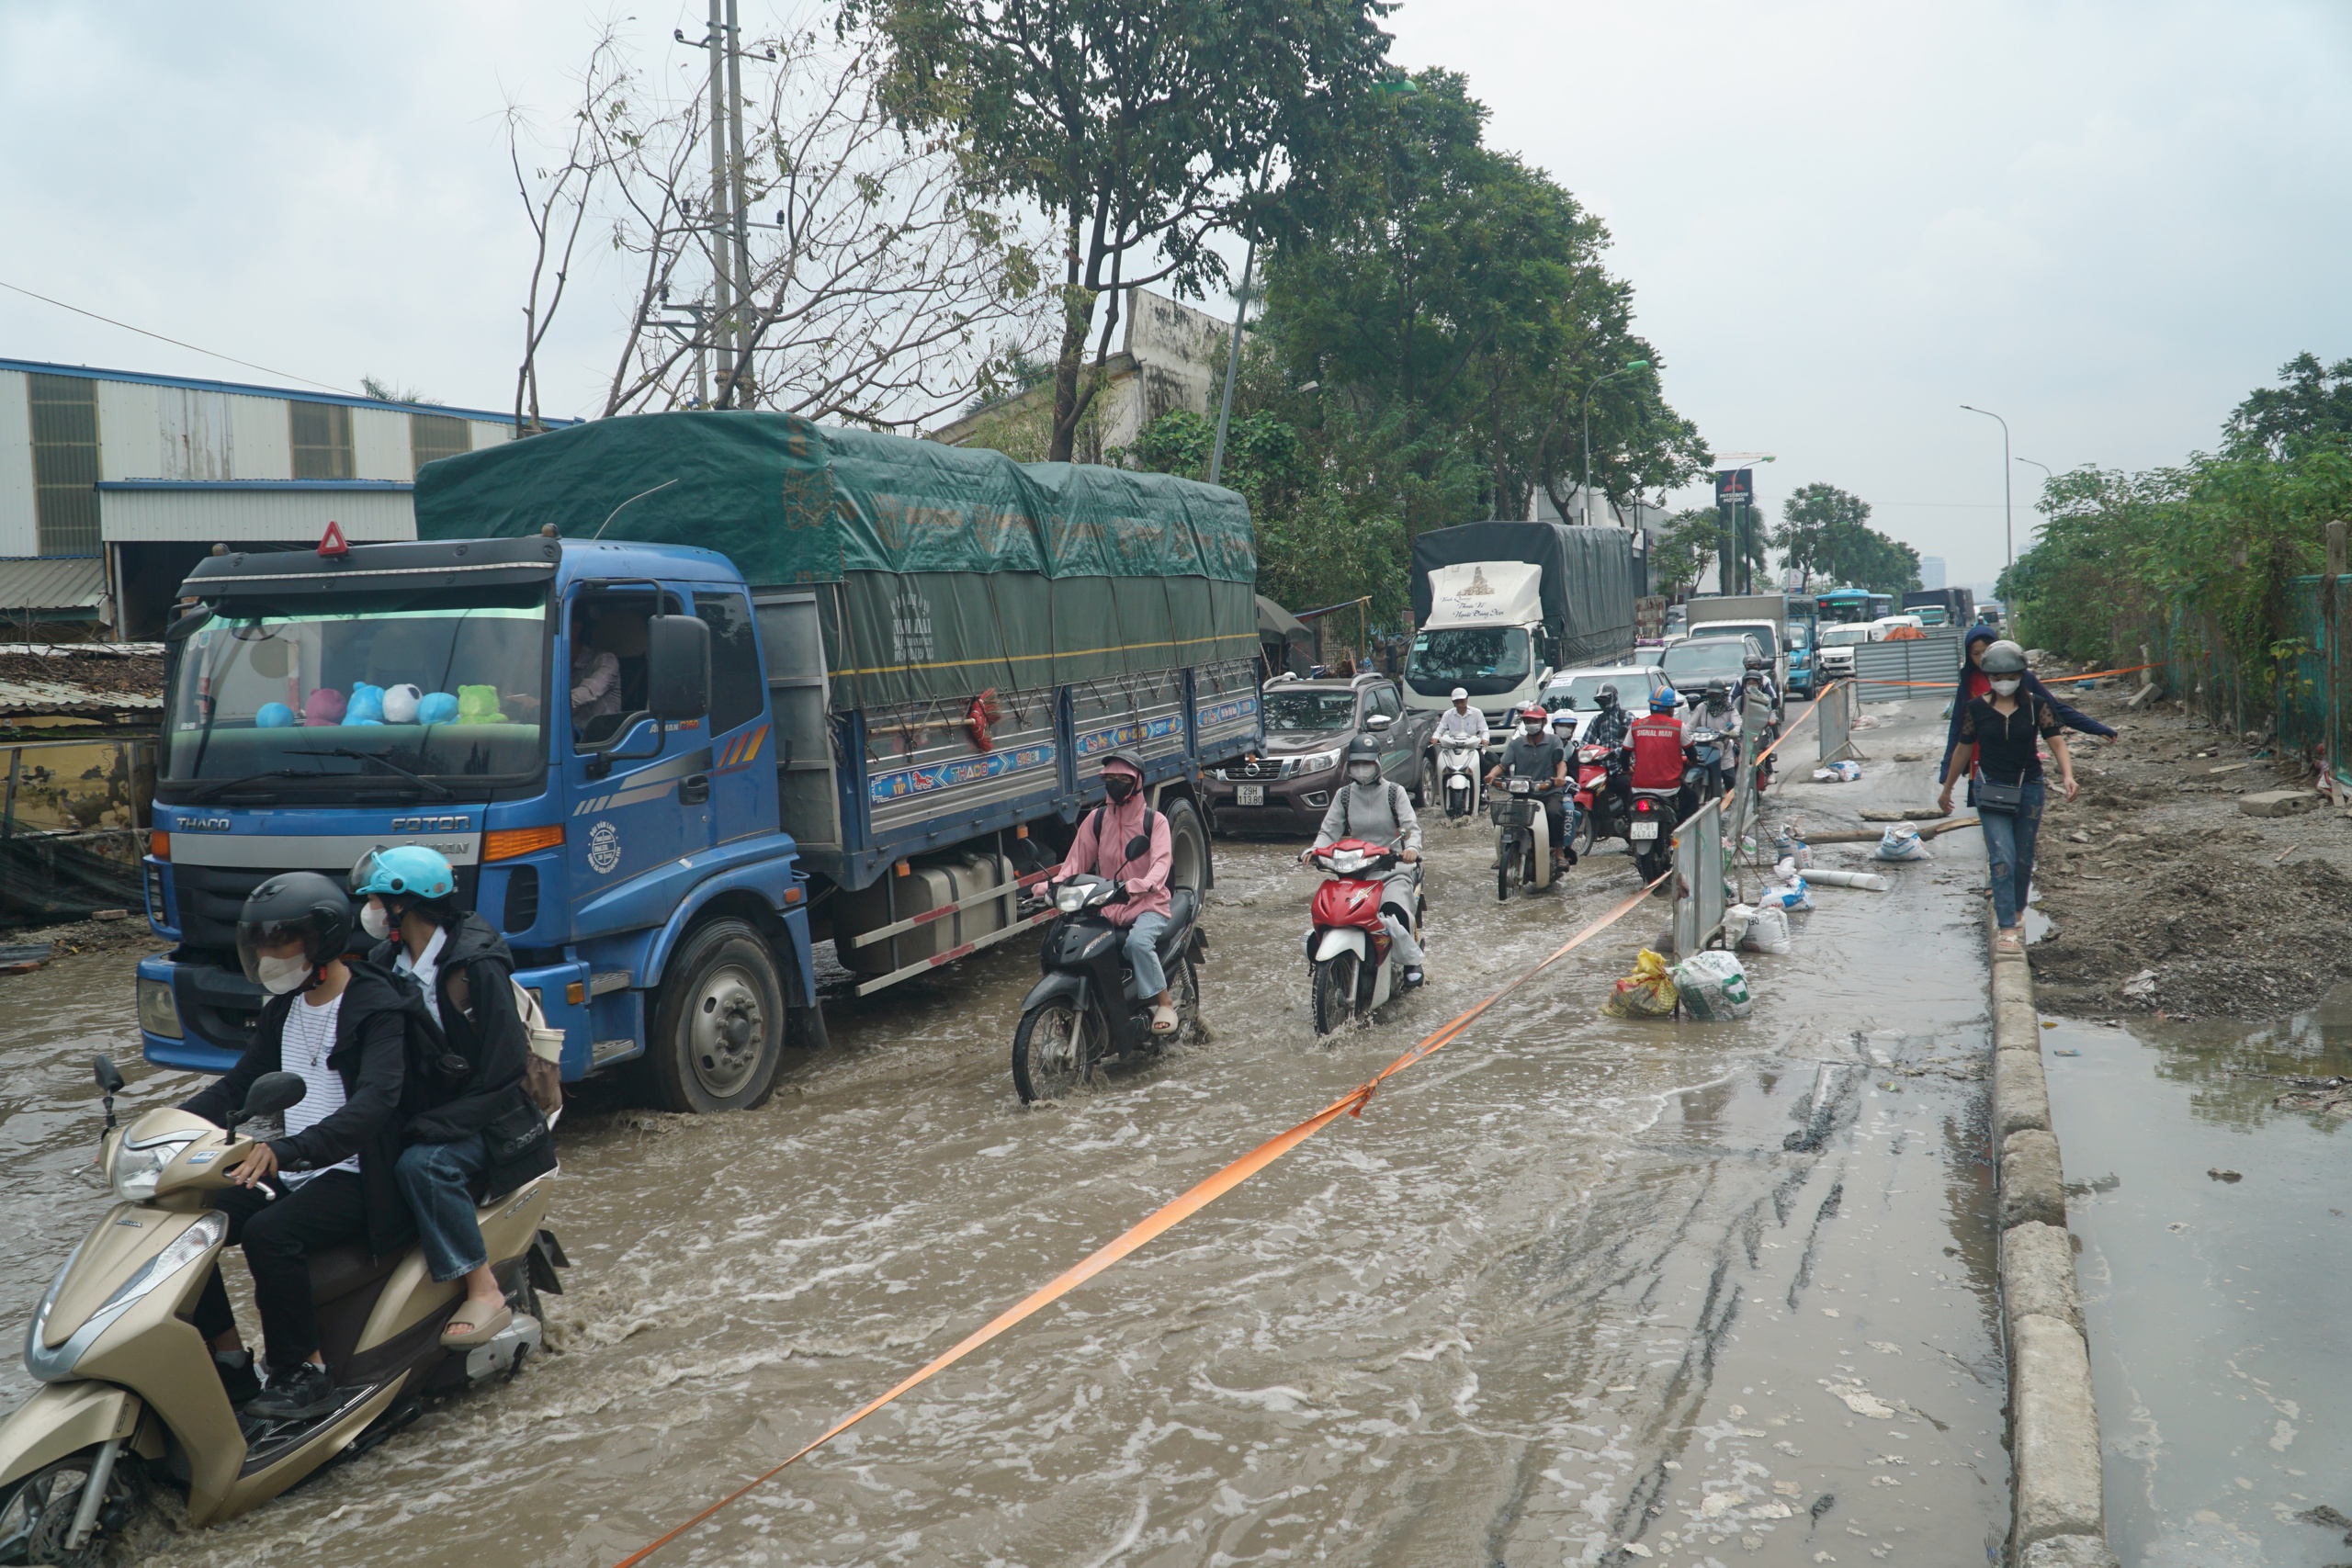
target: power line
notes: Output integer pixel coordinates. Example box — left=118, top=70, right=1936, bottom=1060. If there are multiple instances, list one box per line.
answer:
left=0, top=278, right=351, bottom=395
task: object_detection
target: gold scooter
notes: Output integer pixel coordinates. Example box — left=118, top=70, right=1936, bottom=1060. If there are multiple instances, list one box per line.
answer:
left=0, top=1056, right=565, bottom=1562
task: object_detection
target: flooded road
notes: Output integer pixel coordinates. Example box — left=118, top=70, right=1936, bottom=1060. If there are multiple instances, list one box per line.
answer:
left=3, top=700, right=2015, bottom=1565
left=2046, top=1005, right=2352, bottom=1566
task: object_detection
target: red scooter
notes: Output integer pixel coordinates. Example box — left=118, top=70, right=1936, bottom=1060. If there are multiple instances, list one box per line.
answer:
left=1571, top=742, right=1634, bottom=856
left=1303, top=838, right=1424, bottom=1035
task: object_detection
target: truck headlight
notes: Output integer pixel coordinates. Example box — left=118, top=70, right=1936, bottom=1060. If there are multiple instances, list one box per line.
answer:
left=112, top=1134, right=199, bottom=1202
left=138, top=977, right=183, bottom=1039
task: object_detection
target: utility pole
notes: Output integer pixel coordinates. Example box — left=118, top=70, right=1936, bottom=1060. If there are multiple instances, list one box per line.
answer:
left=1961, top=405, right=2013, bottom=570
left=1207, top=242, right=1252, bottom=486
left=725, top=0, right=753, bottom=408
left=704, top=0, right=734, bottom=408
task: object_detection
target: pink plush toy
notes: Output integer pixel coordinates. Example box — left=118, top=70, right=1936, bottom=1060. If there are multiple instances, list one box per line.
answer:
left=302, top=688, right=348, bottom=727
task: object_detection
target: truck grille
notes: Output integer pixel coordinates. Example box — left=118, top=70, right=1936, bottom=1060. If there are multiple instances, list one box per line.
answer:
left=170, top=861, right=480, bottom=954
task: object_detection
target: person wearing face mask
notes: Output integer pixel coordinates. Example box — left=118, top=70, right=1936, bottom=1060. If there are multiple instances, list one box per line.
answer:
left=1938, top=639, right=2078, bottom=953
left=1433, top=686, right=1488, bottom=750
left=1057, top=751, right=1182, bottom=1032
left=1304, top=735, right=1426, bottom=986
left=354, top=845, right=555, bottom=1350
left=1487, top=704, right=1573, bottom=874
left=176, top=874, right=438, bottom=1421
left=1939, top=623, right=2113, bottom=798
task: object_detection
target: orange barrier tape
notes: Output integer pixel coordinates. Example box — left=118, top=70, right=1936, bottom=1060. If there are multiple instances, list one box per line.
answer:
left=607, top=873, right=1670, bottom=1568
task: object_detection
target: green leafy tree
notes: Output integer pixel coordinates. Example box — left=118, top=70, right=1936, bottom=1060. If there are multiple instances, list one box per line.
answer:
left=1651, top=509, right=1720, bottom=599
left=1772, top=482, right=1870, bottom=592
left=2224, top=351, right=2352, bottom=459
left=852, top=0, right=1396, bottom=461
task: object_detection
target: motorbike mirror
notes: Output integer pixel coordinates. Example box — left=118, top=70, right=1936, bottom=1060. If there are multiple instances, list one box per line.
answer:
left=1125, top=833, right=1152, bottom=860
left=92, top=1054, right=125, bottom=1094
left=241, top=1071, right=308, bottom=1122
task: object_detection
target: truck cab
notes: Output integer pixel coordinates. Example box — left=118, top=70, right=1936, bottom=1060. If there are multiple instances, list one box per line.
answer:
left=138, top=534, right=820, bottom=1113
left=1402, top=562, right=1554, bottom=750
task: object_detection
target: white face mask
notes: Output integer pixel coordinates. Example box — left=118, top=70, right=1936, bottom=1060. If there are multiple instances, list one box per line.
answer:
left=359, top=901, right=392, bottom=942
left=256, top=954, right=312, bottom=995
left=1990, top=678, right=2022, bottom=696
left=1348, top=761, right=1380, bottom=785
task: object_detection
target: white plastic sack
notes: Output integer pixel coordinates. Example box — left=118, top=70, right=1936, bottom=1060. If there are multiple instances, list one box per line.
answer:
left=1672, top=950, right=1754, bottom=1021
left=1759, top=874, right=1814, bottom=912
left=1875, top=823, right=1933, bottom=862
left=1772, top=831, right=1815, bottom=870
left=1722, top=903, right=1755, bottom=947
left=1810, top=761, right=1862, bottom=783
left=1739, top=902, right=1792, bottom=954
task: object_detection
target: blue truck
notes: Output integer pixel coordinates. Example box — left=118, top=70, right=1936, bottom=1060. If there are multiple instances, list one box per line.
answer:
left=136, top=412, right=1262, bottom=1111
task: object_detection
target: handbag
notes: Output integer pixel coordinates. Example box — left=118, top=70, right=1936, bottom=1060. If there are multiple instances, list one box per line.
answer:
left=1975, top=773, right=2025, bottom=815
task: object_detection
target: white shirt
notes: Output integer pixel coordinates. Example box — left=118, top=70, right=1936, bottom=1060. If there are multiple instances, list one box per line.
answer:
left=1433, top=704, right=1487, bottom=744
left=278, top=990, right=356, bottom=1183
left=394, top=926, right=448, bottom=1029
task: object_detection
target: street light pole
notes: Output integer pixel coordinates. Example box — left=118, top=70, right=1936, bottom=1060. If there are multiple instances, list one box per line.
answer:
left=1960, top=404, right=2013, bottom=570
left=1579, top=359, right=1648, bottom=527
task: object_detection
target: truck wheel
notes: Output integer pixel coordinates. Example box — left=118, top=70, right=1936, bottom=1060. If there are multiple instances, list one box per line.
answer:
left=1163, top=795, right=1211, bottom=893
left=648, top=919, right=785, bottom=1113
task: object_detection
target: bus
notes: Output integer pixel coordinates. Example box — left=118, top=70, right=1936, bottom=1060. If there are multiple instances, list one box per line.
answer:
left=1815, top=590, right=1874, bottom=625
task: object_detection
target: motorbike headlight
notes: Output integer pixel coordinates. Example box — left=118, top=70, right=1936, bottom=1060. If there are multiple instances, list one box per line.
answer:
left=25, top=1210, right=226, bottom=1383
left=1055, top=884, right=1091, bottom=914
left=1299, top=750, right=1340, bottom=775
left=112, top=1134, right=198, bottom=1203
left=1331, top=851, right=1366, bottom=874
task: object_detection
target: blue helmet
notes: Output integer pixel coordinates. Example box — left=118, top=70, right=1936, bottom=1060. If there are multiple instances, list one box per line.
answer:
left=349, top=843, right=456, bottom=901
left=1649, top=686, right=1680, bottom=714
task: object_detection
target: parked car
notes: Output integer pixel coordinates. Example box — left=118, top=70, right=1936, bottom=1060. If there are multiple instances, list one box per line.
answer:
left=1539, top=663, right=1675, bottom=742
left=1205, top=671, right=1437, bottom=833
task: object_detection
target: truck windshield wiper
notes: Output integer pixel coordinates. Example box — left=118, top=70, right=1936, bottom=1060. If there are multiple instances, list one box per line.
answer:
left=185, top=766, right=346, bottom=802
left=286, top=748, right=454, bottom=800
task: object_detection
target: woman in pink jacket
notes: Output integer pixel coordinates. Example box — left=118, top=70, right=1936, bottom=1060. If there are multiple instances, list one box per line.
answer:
left=1054, top=750, right=1178, bottom=1033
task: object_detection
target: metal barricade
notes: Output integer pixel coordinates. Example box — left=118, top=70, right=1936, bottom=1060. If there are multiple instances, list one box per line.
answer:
left=1670, top=796, right=1725, bottom=955
left=1817, top=681, right=1860, bottom=765
left=1849, top=629, right=1962, bottom=705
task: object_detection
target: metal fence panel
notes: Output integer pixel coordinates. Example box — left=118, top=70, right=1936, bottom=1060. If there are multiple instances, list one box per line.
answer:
left=1850, top=629, right=1962, bottom=704
left=1817, top=681, right=1858, bottom=764
left=1671, top=796, right=1724, bottom=956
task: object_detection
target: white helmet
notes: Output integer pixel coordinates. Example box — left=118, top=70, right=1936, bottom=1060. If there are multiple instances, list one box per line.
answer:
left=1450, top=687, right=1468, bottom=702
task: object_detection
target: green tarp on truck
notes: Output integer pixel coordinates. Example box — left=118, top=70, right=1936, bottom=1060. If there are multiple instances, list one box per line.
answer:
left=413, top=412, right=1259, bottom=710
left=1408, top=521, right=1637, bottom=670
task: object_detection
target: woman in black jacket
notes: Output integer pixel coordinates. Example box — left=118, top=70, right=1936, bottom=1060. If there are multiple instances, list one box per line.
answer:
left=354, top=846, right=556, bottom=1349
left=1939, top=623, right=2117, bottom=788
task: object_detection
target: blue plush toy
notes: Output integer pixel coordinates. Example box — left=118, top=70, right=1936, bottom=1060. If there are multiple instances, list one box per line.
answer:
left=255, top=702, right=296, bottom=728
left=345, top=682, right=385, bottom=725
left=416, top=690, right=459, bottom=726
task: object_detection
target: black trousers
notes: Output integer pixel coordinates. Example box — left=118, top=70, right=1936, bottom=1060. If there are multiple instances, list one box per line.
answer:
left=190, top=1170, right=368, bottom=1373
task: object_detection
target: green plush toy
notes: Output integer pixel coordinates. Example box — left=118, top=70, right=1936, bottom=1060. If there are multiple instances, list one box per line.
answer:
left=456, top=684, right=507, bottom=725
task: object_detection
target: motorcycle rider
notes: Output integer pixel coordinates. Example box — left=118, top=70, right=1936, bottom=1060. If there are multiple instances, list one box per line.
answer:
left=1698, top=679, right=1740, bottom=804
left=1054, top=750, right=1179, bottom=1032
left=1628, top=687, right=1689, bottom=819
left=1432, top=686, right=1488, bottom=750
left=1585, top=682, right=1633, bottom=750
left=1303, top=735, right=1425, bottom=987
left=177, top=874, right=439, bottom=1421
left=1487, top=703, right=1572, bottom=874
left=354, top=845, right=555, bottom=1351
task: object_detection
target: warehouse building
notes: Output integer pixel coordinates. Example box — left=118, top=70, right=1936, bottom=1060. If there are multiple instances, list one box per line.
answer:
left=0, top=359, right=538, bottom=637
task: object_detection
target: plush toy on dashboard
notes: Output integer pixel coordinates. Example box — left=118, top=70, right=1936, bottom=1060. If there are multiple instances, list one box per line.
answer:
left=456, top=684, right=507, bottom=724
left=380, top=683, right=424, bottom=725
left=302, top=688, right=346, bottom=727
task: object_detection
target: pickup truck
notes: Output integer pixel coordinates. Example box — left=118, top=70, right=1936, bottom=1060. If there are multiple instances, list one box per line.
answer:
left=1204, top=671, right=1437, bottom=833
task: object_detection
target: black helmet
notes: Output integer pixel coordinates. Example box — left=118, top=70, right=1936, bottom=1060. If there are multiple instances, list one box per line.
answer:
left=1595, top=683, right=1619, bottom=708
left=1099, top=747, right=1149, bottom=776
left=1705, top=677, right=1730, bottom=697
left=1345, top=735, right=1384, bottom=765
left=236, top=872, right=353, bottom=988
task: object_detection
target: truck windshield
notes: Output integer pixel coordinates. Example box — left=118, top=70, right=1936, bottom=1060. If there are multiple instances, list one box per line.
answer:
left=1262, top=691, right=1360, bottom=731
left=163, top=583, right=550, bottom=795
left=1407, top=627, right=1532, bottom=697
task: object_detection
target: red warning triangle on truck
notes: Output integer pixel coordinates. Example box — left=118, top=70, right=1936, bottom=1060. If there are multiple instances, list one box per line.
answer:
left=317, top=520, right=350, bottom=557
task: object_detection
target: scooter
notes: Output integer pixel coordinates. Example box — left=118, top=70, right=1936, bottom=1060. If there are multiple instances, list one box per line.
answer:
left=1304, top=839, right=1425, bottom=1035
left=1490, top=775, right=1558, bottom=902
left=1437, top=739, right=1484, bottom=822
left=1572, top=742, right=1634, bottom=855
left=1012, top=873, right=1204, bottom=1101
left=0, top=1057, right=566, bottom=1562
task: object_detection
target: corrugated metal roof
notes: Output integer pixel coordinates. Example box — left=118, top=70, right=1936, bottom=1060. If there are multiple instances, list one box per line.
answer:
left=0, top=356, right=566, bottom=428
left=0, top=677, right=160, bottom=716
left=0, top=558, right=105, bottom=613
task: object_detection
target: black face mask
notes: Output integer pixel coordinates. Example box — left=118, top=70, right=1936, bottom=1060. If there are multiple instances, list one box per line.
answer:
left=1103, top=774, right=1138, bottom=804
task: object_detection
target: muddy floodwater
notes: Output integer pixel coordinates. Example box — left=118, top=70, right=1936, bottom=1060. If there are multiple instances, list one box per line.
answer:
left=3, top=701, right=2019, bottom=1566
left=2046, top=1005, right=2352, bottom=1567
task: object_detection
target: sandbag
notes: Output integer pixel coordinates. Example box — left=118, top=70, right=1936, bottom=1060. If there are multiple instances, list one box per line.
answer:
left=1672, top=950, right=1753, bottom=1021
left=1722, top=903, right=1754, bottom=948
left=1876, top=822, right=1933, bottom=862
left=1739, top=902, right=1792, bottom=954
left=1758, top=871, right=1814, bottom=911
left=1772, top=829, right=1815, bottom=870
left=1601, top=948, right=1679, bottom=1018
left=1811, top=761, right=1862, bottom=783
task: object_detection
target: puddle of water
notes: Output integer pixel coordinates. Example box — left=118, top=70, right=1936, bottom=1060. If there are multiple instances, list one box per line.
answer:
left=2044, top=1003, right=2352, bottom=1567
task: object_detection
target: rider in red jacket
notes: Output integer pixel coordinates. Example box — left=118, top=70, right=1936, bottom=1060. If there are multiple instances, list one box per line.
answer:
left=1627, top=687, right=1688, bottom=792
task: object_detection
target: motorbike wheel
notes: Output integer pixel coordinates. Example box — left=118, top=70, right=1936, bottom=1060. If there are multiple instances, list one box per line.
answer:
left=1012, top=1000, right=1102, bottom=1102
left=1573, top=810, right=1597, bottom=858
left=1165, top=956, right=1202, bottom=1047
left=1312, top=953, right=1358, bottom=1036
left=1635, top=840, right=1673, bottom=892
left=1495, top=844, right=1511, bottom=903
left=8, top=1450, right=148, bottom=1567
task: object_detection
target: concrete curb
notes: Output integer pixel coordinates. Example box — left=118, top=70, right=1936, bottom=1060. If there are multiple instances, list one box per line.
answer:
left=1990, top=925, right=2119, bottom=1566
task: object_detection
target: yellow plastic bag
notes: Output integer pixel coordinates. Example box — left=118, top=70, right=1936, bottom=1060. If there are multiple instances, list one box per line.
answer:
left=1601, top=947, right=1679, bottom=1018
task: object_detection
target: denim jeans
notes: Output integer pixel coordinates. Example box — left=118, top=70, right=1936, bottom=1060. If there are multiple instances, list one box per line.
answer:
left=1980, top=779, right=2046, bottom=930
left=395, top=1136, right=491, bottom=1283
left=1123, top=911, right=1170, bottom=997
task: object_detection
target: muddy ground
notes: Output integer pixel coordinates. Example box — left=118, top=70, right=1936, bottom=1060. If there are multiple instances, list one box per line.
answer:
left=2013, top=674, right=2352, bottom=1023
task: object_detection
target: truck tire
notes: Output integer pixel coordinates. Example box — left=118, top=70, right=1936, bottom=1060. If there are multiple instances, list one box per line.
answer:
left=647, top=918, right=786, bottom=1113
left=1162, top=795, right=1211, bottom=893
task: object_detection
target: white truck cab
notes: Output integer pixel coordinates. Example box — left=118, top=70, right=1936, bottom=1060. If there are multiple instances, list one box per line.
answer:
left=1403, top=562, right=1553, bottom=750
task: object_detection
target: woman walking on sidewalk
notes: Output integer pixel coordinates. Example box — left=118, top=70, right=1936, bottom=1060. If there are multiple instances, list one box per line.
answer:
left=1938, top=639, right=2077, bottom=953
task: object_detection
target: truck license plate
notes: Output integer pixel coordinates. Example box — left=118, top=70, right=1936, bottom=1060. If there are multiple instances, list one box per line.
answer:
left=1630, top=820, right=1659, bottom=840
left=1236, top=784, right=1264, bottom=807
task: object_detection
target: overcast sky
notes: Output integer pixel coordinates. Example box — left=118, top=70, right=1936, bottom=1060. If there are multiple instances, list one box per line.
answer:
left=4, top=3, right=2346, bottom=588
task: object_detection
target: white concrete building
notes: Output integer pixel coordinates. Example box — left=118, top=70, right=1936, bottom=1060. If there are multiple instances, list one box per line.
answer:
left=0, top=358, right=537, bottom=637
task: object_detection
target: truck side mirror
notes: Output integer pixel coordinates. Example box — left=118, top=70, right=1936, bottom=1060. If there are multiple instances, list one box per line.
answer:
left=646, top=615, right=711, bottom=719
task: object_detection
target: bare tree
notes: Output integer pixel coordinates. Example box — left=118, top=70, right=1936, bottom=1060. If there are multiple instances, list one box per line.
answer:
left=505, top=33, right=631, bottom=433
left=514, top=17, right=1046, bottom=431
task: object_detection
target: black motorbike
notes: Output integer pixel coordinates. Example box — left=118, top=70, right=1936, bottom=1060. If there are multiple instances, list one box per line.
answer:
left=1012, top=873, right=1204, bottom=1102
